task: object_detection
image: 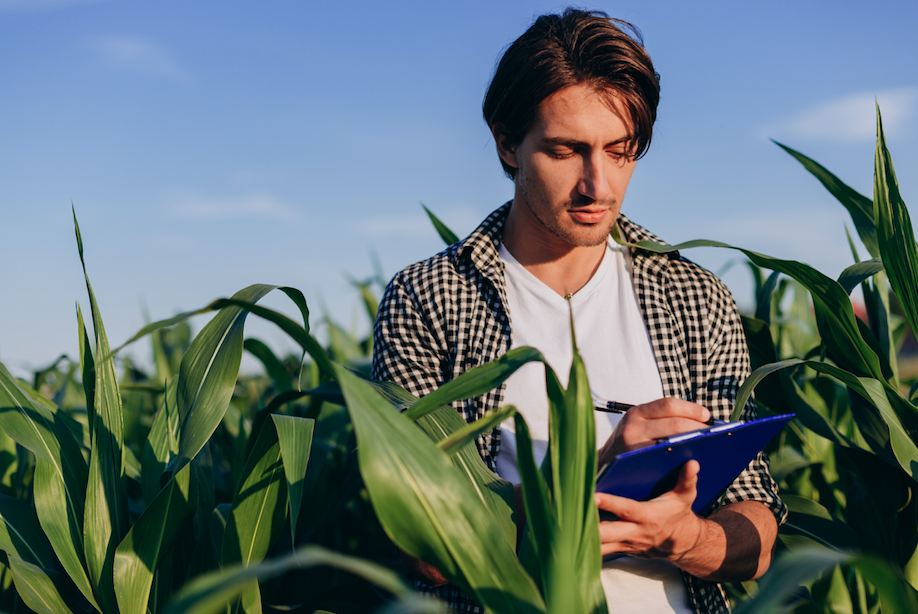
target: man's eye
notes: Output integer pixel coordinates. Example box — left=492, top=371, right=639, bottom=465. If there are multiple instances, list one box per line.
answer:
left=547, top=150, right=575, bottom=159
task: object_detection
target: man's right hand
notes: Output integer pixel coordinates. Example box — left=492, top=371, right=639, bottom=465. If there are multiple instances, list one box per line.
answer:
left=597, top=398, right=711, bottom=466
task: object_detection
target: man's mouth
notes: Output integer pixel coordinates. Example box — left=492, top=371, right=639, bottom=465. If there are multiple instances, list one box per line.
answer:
left=569, top=209, right=608, bottom=224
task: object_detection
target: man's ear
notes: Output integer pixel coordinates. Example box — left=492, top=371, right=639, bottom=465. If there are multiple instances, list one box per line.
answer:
left=491, top=124, right=519, bottom=170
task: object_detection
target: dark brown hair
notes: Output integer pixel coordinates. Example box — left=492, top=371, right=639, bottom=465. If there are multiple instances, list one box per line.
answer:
left=483, top=8, right=661, bottom=178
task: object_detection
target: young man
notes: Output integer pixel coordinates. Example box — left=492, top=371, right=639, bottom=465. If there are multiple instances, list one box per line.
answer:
left=372, top=9, right=785, bottom=613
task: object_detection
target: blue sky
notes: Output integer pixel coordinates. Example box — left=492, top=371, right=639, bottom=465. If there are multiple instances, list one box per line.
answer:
left=2, top=0, right=917, bottom=377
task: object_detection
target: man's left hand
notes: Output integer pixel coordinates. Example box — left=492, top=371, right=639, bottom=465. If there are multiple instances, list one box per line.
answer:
left=595, top=460, right=777, bottom=582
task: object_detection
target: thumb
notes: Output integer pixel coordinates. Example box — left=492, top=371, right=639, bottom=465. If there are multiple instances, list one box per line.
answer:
left=672, top=460, right=700, bottom=500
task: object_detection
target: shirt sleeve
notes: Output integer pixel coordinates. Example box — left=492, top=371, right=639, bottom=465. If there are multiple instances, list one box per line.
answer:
left=703, top=276, right=788, bottom=526
left=371, top=267, right=448, bottom=398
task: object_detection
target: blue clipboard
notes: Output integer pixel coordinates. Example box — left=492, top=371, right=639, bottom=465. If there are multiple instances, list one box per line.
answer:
left=595, top=413, right=794, bottom=515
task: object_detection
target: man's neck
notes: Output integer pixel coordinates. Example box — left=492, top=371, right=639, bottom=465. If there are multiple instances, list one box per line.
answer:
left=502, top=201, right=609, bottom=298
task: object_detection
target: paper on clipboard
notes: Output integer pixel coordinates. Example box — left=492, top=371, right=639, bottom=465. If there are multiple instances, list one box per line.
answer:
left=595, top=413, right=794, bottom=515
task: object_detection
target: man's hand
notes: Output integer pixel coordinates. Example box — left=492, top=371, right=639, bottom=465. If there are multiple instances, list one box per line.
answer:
left=595, top=461, right=778, bottom=582
left=598, top=398, right=712, bottom=466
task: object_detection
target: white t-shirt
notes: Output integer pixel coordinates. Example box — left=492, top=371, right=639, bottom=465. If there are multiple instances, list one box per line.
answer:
left=496, top=239, right=692, bottom=614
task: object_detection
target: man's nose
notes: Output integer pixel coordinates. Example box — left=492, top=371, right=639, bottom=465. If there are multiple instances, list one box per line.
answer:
left=578, top=153, right=612, bottom=202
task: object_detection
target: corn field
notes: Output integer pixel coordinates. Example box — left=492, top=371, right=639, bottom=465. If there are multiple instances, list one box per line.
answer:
left=0, top=109, right=917, bottom=613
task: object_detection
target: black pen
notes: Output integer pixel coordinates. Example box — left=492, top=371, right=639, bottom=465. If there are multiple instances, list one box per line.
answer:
left=592, top=396, right=725, bottom=425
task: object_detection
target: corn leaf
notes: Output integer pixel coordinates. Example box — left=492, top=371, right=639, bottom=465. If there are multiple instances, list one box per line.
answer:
left=422, top=204, right=460, bottom=246
left=406, top=347, right=544, bottom=420
left=169, top=284, right=275, bottom=479
left=544, top=328, right=606, bottom=614
left=0, top=494, right=56, bottom=568
left=734, top=547, right=849, bottom=614
left=271, top=414, right=314, bottom=543
left=221, top=417, right=289, bottom=614
left=0, top=364, right=98, bottom=610
left=113, top=461, right=198, bottom=614
left=513, top=412, right=553, bottom=593
left=780, top=495, right=858, bottom=551
left=7, top=555, right=83, bottom=614
left=874, top=107, right=918, bottom=348
left=612, top=227, right=885, bottom=382
left=335, top=364, right=545, bottom=613
left=74, top=209, right=129, bottom=614
left=437, top=405, right=517, bottom=455
left=244, top=339, right=293, bottom=393
left=775, top=141, right=878, bottom=258
left=837, top=259, right=885, bottom=295
left=163, top=545, right=415, bottom=614
left=141, top=378, right=181, bottom=506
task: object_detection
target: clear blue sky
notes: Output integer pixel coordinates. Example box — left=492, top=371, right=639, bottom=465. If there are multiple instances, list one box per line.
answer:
left=2, top=0, right=916, bottom=377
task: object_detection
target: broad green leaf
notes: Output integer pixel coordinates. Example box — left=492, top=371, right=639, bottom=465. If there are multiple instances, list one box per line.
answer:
left=0, top=494, right=56, bottom=568
left=244, top=339, right=293, bottom=393
left=8, top=555, right=82, bottom=614
left=271, top=414, right=315, bottom=543
left=437, top=406, right=517, bottom=455
left=837, top=259, right=884, bottom=295
left=163, top=545, right=415, bottom=614
left=543, top=329, right=606, bottom=614
left=874, top=107, right=918, bottom=349
left=514, top=412, right=554, bottom=593
left=612, top=226, right=886, bottom=383
left=113, top=462, right=198, bottom=614
left=221, top=418, right=289, bottom=614
left=780, top=495, right=858, bottom=551
left=170, top=284, right=274, bottom=478
left=0, top=364, right=98, bottom=610
left=850, top=555, right=918, bottom=614
left=754, top=270, right=781, bottom=323
left=142, top=378, right=180, bottom=505
left=75, top=209, right=129, bottom=614
left=422, top=204, right=460, bottom=246
left=415, top=404, right=518, bottom=552
left=336, top=365, right=545, bottom=613
left=77, top=306, right=95, bottom=431
left=775, top=141, right=878, bottom=258
left=735, top=357, right=918, bottom=479
left=734, top=547, right=849, bottom=614
left=406, top=347, right=544, bottom=420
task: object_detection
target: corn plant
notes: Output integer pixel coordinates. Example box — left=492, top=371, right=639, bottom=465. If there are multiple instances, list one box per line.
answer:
left=0, top=213, right=422, bottom=613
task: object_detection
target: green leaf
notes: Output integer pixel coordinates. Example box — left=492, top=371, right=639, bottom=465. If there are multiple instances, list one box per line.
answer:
left=335, top=364, right=545, bottom=613
left=514, top=412, right=554, bottom=593
left=0, top=494, right=56, bottom=568
left=141, top=378, right=181, bottom=506
left=113, top=462, right=198, bottom=614
left=422, top=204, right=460, bottom=246
left=163, top=545, right=415, bottom=614
left=780, top=495, right=858, bottom=551
left=874, top=106, right=918, bottom=346
left=775, top=141, right=878, bottom=258
left=244, top=339, right=293, bottom=393
left=0, top=363, right=98, bottom=610
left=837, top=259, right=885, bottom=295
left=406, top=347, right=544, bottom=420
left=221, top=417, right=290, bottom=613
left=8, top=555, right=83, bottom=614
left=542, top=325, right=606, bottom=614
left=170, top=284, right=275, bottom=478
left=77, top=306, right=95, bottom=431
left=271, top=414, right=314, bottom=543
left=74, top=211, right=128, bottom=614
left=437, top=406, right=517, bottom=455
left=612, top=226, right=885, bottom=384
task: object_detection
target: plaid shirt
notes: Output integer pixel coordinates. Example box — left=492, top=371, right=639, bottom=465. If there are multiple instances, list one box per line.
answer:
left=372, top=203, right=787, bottom=614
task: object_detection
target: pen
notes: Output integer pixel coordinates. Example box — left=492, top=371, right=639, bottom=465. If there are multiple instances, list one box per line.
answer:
left=591, top=396, right=725, bottom=426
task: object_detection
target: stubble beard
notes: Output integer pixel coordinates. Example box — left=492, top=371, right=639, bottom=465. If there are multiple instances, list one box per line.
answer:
left=520, top=181, right=616, bottom=248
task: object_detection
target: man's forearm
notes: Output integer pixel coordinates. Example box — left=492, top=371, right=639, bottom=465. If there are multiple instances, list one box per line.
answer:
left=673, top=500, right=777, bottom=582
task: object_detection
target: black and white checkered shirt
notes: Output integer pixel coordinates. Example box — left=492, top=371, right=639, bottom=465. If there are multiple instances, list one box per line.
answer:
left=372, top=203, right=787, bottom=614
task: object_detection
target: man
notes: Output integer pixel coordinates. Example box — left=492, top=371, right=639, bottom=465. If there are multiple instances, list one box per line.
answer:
left=372, top=8, right=785, bottom=613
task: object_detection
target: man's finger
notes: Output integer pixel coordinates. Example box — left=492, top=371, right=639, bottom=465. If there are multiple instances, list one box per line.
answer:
left=630, top=398, right=711, bottom=424
left=672, top=460, right=700, bottom=499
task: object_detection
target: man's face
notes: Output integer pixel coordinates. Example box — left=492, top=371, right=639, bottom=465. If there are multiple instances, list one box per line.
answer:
left=498, top=83, right=637, bottom=250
